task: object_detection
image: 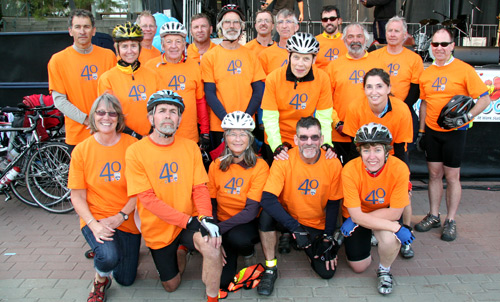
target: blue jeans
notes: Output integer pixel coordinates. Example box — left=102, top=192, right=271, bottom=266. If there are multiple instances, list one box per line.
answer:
left=82, top=225, right=141, bottom=286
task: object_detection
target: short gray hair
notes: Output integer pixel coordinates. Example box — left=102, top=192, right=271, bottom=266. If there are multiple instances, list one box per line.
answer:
left=386, top=16, right=407, bottom=34
left=343, top=23, right=370, bottom=49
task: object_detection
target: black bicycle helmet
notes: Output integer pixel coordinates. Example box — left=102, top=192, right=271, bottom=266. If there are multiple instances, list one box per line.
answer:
left=112, top=22, right=143, bottom=42
left=147, top=90, right=185, bottom=114
left=217, top=4, right=245, bottom=23
left=286, top=32, right=320, bottom=55
left=437, top=95, right=474, bottom=129
left=354, top=123, right=393, bottom=146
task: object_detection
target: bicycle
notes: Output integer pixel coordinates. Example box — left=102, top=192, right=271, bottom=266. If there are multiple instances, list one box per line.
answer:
left=0, top=105, right=73, bottom=214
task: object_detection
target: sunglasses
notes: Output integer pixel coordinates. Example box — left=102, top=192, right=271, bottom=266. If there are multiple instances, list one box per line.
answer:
left=321, top=16, right=339, bottom=22
left=430, top=42, right=453, bottom=47
left=298, top=135, right=321, bottom=142
left=95, top=110, right=118, bottom=117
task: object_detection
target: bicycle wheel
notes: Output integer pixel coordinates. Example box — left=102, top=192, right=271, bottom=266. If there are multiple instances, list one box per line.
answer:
left=26, top=142, right=73, bottom=213
left=10, top=178, right=38, bottom=207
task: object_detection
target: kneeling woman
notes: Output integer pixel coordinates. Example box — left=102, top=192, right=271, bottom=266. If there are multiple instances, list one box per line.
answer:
left=340, top=123, right=414, bottom=295
left=69, top=93, right=140, bottom=302
left=207, top=111, right=270, bottom=290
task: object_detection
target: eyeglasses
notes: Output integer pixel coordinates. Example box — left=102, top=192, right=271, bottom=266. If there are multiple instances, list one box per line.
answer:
left=430, top=41, right=453, bottom=47
left=277, top=19, right=296, bottom=25
left=222, top=20, right=242, bottom=26
left=321, top=16, right=339, bottom=22
left=227, top=132, right=249, bottom=139
left=298, top=135, right=321, bottom=142
left=95, top=110, right=118, bottom=117
left=256, top=19, right=272, bottom=24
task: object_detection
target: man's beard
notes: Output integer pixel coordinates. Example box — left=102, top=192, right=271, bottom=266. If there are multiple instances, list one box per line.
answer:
left=223, top=28, right=241, bottom=41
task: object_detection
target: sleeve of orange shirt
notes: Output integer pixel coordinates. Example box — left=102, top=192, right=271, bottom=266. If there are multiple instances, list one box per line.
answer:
left=138, top=189, right=191, bottom=228
left=68, top=143, right=87, bottom=189
left=192, top=183, right=212, bottom=218
left=263, top=158, right=286, bottom=197
left=246, top=160, right=270, bottom=202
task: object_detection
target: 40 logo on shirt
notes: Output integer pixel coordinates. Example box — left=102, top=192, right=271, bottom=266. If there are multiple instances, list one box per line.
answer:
left=432, top=77, right=447, bottom=91
left=227, top=60, right=242, bottom=75
left=81, top=65, right=99, bottom=81
left=129, top=85, right=147, bottom=101
left=365, top=188, right=386, bottom=204
left=298, top=179, right=318, bottom=196
left=324, top=48, right=340, bottom=61
left=289, top=93, right=308, bottom=110
left=160, top=162, right=179, bottom=183
left=168, top=75, right=186, bottom=91
left=280, top=59, right=288, bottom=67
left=100, top=161, right=122, bottom=182
left=388, top=63, right=400, bottom=76
left=349, top=69, right=366, bottom=84
left=224, top=177, right=243, bottom=195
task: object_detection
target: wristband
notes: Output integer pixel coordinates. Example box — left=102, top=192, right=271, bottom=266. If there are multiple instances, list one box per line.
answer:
left=86, top=218, right=95, bottom=225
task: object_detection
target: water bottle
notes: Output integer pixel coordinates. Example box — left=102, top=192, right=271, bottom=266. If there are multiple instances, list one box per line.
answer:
left=0, top=166, right=21, bottom=190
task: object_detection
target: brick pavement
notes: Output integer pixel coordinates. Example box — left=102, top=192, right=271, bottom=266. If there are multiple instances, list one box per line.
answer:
left=1, top=180, right=500, bottom=301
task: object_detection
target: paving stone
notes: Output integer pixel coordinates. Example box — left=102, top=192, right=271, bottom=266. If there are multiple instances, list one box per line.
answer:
left=26, top=287, right=65, bottom=299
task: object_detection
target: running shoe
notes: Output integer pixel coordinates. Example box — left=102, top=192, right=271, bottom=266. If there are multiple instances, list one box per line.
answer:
left=414, top=213, right=441, bottom=232
left=441, top=219, right=457, bottom=241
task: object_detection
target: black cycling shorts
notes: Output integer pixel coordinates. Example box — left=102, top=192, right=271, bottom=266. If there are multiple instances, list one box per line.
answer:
left=343, top=221, right=372, bottom=262
left=149, top=229, right=196, bottom=282
left=424, top=125, right=467, bottom=168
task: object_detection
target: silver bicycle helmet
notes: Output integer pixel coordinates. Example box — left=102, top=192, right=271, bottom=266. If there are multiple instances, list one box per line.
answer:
left=354, top=123, right=393, bottom=146
left=160, top=21, right=187, bottom=38
left=286, top=32, right=320, bottom=55
left=147, top=90, right=185, bottom=113
left=221, top=111, right=255, bottom=131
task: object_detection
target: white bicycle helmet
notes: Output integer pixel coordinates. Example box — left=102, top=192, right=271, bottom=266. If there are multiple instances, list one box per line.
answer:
left=354, top=123, right=392, bottom=146
left=160, top=21, right=187, bottom=38
left=221, top=111, right=255, bottom=131
left=286, top=32, right=320, bottom=55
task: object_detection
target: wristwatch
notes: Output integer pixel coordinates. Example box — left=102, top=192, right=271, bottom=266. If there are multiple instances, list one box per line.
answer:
left=119, top=211, right=129, bottom=221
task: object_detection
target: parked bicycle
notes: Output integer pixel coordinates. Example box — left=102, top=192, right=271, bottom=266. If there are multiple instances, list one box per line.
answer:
left=0, top=104, right=72, bottom=214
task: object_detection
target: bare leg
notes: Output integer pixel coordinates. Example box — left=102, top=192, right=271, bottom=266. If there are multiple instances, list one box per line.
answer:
left=259, top=230, right=277, bottom=261
left=427, top=162, right=445, bottom=216
left=193, top=232, right=223, bottom=298
left=374, top=230, right=399, bottom=268
left=443, top=166, right=461, bottom=221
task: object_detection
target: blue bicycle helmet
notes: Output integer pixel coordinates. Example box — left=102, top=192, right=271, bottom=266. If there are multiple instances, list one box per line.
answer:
left=147, top=90, right=185, bottom=114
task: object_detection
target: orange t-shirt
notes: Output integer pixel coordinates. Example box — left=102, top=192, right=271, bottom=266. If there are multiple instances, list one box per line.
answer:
left=420, top=58, right=488, bottom=132
left=139, top=47, right=161, bottom=65
left=261, top=65, right=333, bottom=146
left=343, top=96, right=413, bottom=152
left=48, top=46, right=116, bottom=145
left=187, top=41, right=217, bottom=64
left=327, top=53, right=385, bottom=142
left=97, top=65, right=161, bottom=136
left=342, top=155, right=410, bottom=218
left=146, top=57, right=205, bottom=142
left=208, top=158, right=269, bottom=222
left=201, top=45, right=266, bottom=132
left=125, top=136, right=209, bottom=249
left=68, top=134, right=139, bottom=234
left=244, top=39, right=270, bottom=56
left=372, top=46, right=424, bottom=101
left=258, top=43, right=289, bottom=75
left=315, top=33, right=348, bottom=71
left=263, top=148, right=343, bottom=230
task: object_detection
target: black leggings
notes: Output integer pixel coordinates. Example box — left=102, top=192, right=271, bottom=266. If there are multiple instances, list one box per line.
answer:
left=220, top=220, right=260, bottom=289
